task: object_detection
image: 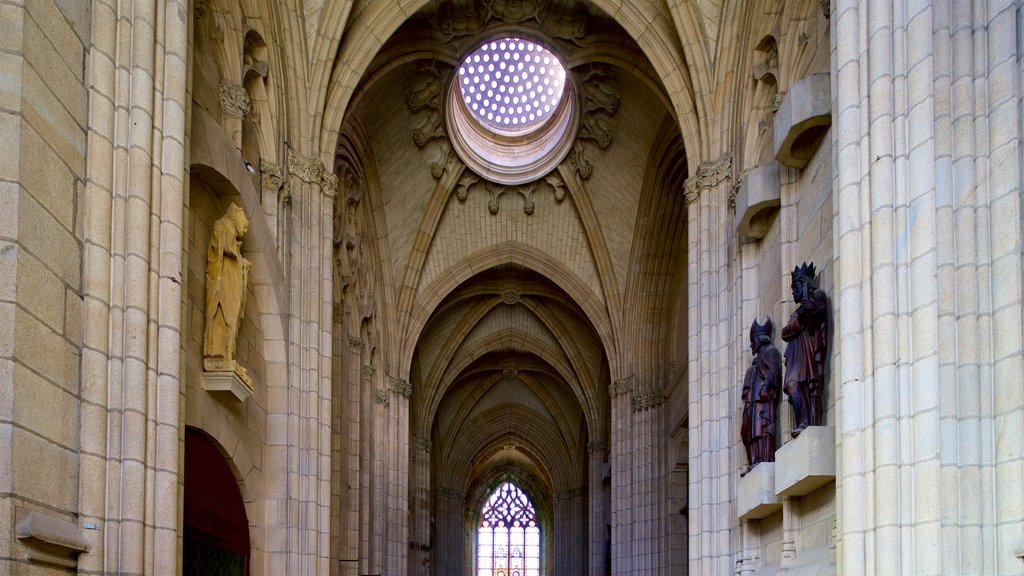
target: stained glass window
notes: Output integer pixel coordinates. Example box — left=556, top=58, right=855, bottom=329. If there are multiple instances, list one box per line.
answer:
left=477, top=482, right=540, bottom=576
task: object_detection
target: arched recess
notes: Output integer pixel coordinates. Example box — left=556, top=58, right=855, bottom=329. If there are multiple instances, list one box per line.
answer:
left=183, top=428, right=251, bottom=575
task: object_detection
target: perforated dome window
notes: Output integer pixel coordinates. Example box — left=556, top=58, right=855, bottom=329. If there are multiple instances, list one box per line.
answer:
left=447, top=36, right=577, bottom=185
left=458, top=38, right=566, bottom=132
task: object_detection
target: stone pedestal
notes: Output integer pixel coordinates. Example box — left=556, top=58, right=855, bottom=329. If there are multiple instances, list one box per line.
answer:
left=734, top=163, right=781, bottom=239
left=737, top=462, right=781, bottom=520
left=774, top=73, right=831, bottom=169
left=775, top=426, right=835, bottom=497
left=201, top=370, right=253, bottom=403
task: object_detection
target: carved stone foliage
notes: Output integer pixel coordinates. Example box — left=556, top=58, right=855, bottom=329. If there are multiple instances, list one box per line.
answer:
left=259, top=159, right=289, bottom=203
left=565, top=65, right=620, bottom=182
left=406, top=63, right=463, bottom=181
left=388, top=375, right=413, bottom=399
left=435, top=0, right=587, bottom=42
left=452, top=169, right=569, bottom=214
left=683, top=153, right=733, bottom=206
left=219, top=82, right=251, bottom=118
left=632, top=391, right=667, bottom=412
left=609, top=376, right=633, bottom=398
left=287, top=149, right=338, bottom=197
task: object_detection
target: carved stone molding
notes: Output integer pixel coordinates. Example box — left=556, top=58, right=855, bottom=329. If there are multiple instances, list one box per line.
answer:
left=348, top=336, right=363, bottom=352
left=453, top=170, right=569, bottom=215
left=362, top=365, right=375, bottom=383
left=219, top=83, right=251, bottom=118
left=388, top=375, right=413, bottom=399
left=375, top=389, right=390, bottom=407
left=683, top=153, right=733, bottom=206
left=577, top=65, right=620, bottom=149
left=436, top=0, right=586, bottom=41
left=609, top=376, right=633, bottom=398
left=438, top=487, right=463, bottom=502
left=632, top=391, right=667, bottom=412
left=502, top=368, right=519, bottom=377
left=287, top=149, right=338, bottom=197
left=556, top=487, right=587, bottom=501
left=586, top=440, right=607, bottom=453
left=501, top=290, right=520, bottom=304
left=413, top=437, right=432, bottom=453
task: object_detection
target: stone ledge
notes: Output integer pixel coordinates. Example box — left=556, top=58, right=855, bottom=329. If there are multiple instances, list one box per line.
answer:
left=775, top=426, right=835, bottom=497
left=15, top=511, right=90, bottom=568
left=774, top=73, right=831, bottom=169
left=737, top=462, right=781, bottom=520
left=735, top=163, right=781, bottom=238
left=202, top=370, right=253, bottom=403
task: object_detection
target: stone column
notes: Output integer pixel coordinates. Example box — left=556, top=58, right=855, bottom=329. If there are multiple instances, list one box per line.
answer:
left=832, top=1, right=1024, bottom=573
left=265, top=148, right=336, bottom=574
left=683, top=154, right=736, bottom=575
left=409, top=435, right=433, bottom=576
left=386, top=375, right=412, bottom=573
left=586, top=441, right=608, bottom=576
left=630, top=387, right=668, bottom=574
left=72, top=1, right=189, bottom=574
left=555, top=487, right=587, bottom=575
left=608, top=377, right=633, bottom=576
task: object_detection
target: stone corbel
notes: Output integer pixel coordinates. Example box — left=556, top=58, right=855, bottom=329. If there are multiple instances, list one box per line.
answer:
left=16, top=511, right=90, bottom=568
left=774, top=73, right=831, bottom=169
left=734, top=163, right=781, bottom=238
left=609, top=376, right=633, bottom=398
left=387, top=375, right=413, bottom=399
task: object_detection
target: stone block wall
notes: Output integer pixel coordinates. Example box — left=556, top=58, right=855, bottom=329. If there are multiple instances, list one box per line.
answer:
left=0, top=0, right=89, bottom=570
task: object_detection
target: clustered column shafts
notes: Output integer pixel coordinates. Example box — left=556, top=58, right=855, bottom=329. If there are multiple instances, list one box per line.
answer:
left=684, top=153, right=735, bottom=576
left=832, top=0, right=1024, bottom=573
left=77, top=0, right=189, bottom=574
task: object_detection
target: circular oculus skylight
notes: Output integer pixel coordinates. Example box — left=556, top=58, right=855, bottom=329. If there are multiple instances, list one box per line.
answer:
left=458, top=38, right=566, bottom=132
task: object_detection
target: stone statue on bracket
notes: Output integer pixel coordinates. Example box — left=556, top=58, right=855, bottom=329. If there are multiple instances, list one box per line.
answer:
left=204, top=202, right=253, bottom=389
left=741, top=317, right=782, bottom=473
left=781, top=262, right=829, bottom=436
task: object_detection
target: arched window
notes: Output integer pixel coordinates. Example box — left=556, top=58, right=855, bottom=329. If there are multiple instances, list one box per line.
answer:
left=477, top=482, right=540, bottom=576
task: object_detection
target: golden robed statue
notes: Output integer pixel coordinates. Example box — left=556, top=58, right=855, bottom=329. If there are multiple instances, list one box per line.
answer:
left=203, top=203, right=253, bottom=388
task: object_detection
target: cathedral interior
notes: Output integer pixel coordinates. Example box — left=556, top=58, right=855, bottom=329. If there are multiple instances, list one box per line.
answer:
left=1, top=0, right=1023, bottom=574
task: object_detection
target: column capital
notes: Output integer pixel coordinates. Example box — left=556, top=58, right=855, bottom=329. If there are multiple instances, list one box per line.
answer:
left=682, top=153, right=733, bottom=205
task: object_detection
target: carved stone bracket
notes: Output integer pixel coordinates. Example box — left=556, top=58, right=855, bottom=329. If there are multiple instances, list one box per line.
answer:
left=219, top=83, right=251, bottom=118
left=682, top=153, right=733, bottom=206
left=388, top=375, right=413, bottom=399
left=609, top=376, right=633, bottom=398
left=362, top=364, right=375, bottom=383
left=632, top=391, right=667, bottom=412
left=586, top=440, right=607, bottom=453
left=453, top=170, right=569, bottom=214
left=287, top=149, right=338, bottom=198
left=502, top=367, right=519, bottom=377
left=375, top=389, right=390, bottom=407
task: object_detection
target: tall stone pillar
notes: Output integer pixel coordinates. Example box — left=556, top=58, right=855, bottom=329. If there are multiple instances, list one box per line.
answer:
left=71, top=1, right=189, bottom=574
left=555, top=487, right=588, bottom=575
left=832, top=1, right=1024, bottom=572
left=385, top=374, right=412, bottom=573
left=683, top=154, right=735, bottom=575
left=586, top=441, right=608, bottom=576
left=608, top=377, right=633, bottom=576
left=264, top=149, right=336, bottom=574
left=409, top=435, right=433, bottom=575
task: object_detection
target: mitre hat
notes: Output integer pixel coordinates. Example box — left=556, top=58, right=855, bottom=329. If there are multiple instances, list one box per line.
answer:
left=750, top=317, right=773, bottom=340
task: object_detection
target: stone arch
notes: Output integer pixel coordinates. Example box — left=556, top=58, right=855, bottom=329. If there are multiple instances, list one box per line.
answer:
left=402, top=242, right=619, bottom=380
left=313, top=0, right=701, bottom=174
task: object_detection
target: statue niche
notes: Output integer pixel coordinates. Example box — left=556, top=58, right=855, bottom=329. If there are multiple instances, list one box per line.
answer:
left=781, top=262, right=829, bottom=436
left=203, top=202, right=254, bottom=389
left=741, top=317, right=782, bottom=472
